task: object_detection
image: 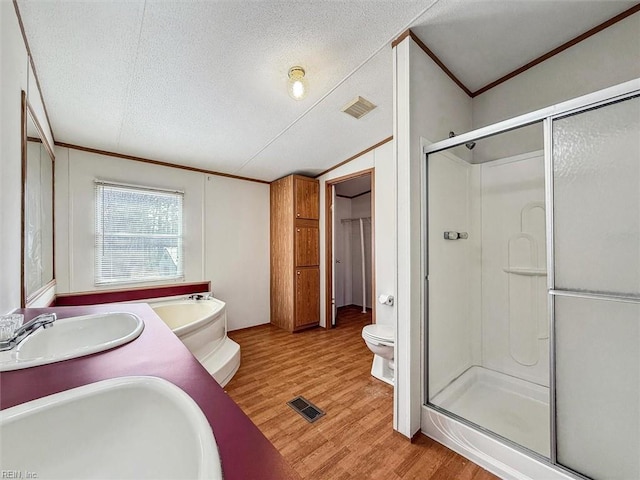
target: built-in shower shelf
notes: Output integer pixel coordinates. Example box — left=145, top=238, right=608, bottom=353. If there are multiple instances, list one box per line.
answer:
left=502, top=267, right=547, bottom=276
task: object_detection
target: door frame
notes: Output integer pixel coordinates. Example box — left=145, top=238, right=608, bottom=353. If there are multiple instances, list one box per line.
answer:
left=325, top=168, right=375, bottom=329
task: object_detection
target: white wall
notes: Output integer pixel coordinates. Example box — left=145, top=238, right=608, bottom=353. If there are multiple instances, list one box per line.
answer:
left=351, top=192, right=372, bottom=217
left=373, top=141, right=396, bottom=329
left=204, top=174, right=270, bottom=330
left=0, top=2, right=28, bottom=314
left=54, top=147, right=205, bottom=291
left=473, top=13, right=640, bottom=128
left=55, top=146, right=270, bottom=331
left=318, top=140, right=396, bottom=330
left=0, top=4, right=54, bottom=314
left=395, top=36, right=473, bottom=437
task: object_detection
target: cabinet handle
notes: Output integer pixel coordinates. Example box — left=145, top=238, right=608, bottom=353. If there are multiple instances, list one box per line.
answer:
left=296, top=228, right=300, bottom=232
left=296, top=271, right=301, bottom=275
left=296, top=213, right=300, bottom=217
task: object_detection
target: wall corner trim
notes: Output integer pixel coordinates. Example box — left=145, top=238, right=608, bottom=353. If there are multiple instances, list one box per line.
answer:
left=471, top=3, right=640, bottom=97
left=54, top=142, right=270, bottom=185
left=391, top=29, right=412, bottom=49
left=399, top=30, right=473, bottom=97
left=392, top=5, right=640, bottom=99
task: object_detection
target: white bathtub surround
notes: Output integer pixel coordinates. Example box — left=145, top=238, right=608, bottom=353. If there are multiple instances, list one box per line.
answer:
left=151, top=297, right=240, bottom=387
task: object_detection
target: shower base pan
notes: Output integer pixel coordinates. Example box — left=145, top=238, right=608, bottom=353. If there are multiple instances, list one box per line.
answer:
left=430, top=366, right=549, bottom=457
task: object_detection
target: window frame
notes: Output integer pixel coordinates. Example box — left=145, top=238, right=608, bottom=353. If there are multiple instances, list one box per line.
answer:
left=94, top=180, right=185, bottom=286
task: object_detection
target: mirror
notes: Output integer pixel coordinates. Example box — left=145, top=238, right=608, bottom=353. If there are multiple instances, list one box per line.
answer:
left=21, top=91, right=55, bottom=306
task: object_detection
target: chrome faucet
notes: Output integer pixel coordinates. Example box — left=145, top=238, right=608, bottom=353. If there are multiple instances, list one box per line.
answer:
left=0, top=313, right=57, bottom=351
left=188, top=293, right=212, bottom=301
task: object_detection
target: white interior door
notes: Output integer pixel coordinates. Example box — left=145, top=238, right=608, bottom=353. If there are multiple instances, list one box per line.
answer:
left=331, top=185, right=337, bottom=326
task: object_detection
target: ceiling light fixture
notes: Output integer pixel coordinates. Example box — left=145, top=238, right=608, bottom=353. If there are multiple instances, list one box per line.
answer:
left=288, top=66, right=307, bottom=100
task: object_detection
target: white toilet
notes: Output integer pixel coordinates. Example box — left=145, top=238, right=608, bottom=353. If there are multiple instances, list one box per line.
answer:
left=362, top=324, right=395, bottom=386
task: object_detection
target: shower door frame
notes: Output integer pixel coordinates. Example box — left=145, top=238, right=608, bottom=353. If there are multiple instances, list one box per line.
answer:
left=421, top=78, right=640, bottom=479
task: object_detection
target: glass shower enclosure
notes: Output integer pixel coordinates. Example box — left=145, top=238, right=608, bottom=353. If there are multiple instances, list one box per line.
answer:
left=424, top=89, right=640, bottom=480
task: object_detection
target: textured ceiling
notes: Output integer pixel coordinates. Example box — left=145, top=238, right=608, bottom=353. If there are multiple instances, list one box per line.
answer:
left=410, top=0, right=637, bottom=93
left=17, top=0, right=431, bottom=181
left=16, top=0, right=638, bottom=182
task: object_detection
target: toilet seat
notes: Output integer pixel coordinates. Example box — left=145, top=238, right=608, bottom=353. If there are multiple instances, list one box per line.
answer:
left=362, top=324, right=394, bottom=345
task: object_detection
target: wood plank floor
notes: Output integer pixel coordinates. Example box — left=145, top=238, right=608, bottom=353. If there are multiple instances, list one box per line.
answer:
left=226, top=306, right=498, bottom=480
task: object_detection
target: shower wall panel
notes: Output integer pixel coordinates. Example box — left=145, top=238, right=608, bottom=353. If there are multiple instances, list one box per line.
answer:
left=428, top=152, right=481, bottom=396
left=479, top=152, right=548, bottom=386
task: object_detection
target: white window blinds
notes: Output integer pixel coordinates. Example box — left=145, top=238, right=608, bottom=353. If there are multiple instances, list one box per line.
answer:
left=95, top=181, right=184, bottom=285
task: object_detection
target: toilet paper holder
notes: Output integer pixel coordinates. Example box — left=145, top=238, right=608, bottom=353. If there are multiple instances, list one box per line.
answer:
left=378, top=294, right=394, bottom=306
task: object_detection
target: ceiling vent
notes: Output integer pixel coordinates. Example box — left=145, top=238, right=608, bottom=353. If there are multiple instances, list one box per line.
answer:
left=341, top=96, right=377, bottom=119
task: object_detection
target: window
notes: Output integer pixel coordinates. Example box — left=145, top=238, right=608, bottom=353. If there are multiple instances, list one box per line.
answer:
left=95, top=181, right=184, bottom=285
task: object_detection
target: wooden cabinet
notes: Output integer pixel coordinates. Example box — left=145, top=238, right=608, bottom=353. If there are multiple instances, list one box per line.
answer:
left=295, top=223, right=319, bottom=266
left=270, top=175, right=320, bottom=332
left=295, top=177, right=319, bottom=220
left=295, top=268, right=320, bottom=329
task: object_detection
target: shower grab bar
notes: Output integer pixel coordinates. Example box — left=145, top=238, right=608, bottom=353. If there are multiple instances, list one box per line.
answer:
left=443, top=231, right=468, bottom=240
left=502, top=267, right=547, bottom=276
left=550, top=289, right=640, bottom=305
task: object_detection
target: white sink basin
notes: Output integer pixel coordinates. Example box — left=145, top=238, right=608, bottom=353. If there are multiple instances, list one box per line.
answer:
left=0, top=312, right=144, bottom=371
left=0, top=376, right=222, bottom=479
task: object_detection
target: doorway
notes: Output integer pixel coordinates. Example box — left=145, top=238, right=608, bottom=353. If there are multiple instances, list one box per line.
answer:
left=325, top=169, right=375, bottom=328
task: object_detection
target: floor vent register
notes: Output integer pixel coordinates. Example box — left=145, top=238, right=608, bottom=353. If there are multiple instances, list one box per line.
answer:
left=287, top=396, right=325, bottom=423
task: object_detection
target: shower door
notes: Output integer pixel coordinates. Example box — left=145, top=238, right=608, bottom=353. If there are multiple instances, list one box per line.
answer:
left=551, top=95, right=640, bottom=480
left=426, top=123, right=550, bottom=457
left=423, top=82, right=640, bottom=480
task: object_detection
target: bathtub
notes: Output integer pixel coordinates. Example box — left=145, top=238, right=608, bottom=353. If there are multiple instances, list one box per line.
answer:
left=150, top=296, right=240, bottom=387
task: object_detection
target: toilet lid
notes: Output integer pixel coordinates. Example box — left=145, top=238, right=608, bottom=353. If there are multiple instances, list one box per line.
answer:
left=363, top=324, right=394, bottom=342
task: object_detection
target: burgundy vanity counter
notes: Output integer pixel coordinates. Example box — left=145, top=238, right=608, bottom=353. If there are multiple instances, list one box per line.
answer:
left=0, top=304, right=299, bottom=480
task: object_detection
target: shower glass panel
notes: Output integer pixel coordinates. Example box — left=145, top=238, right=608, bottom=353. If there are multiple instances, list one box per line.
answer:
left=554, top=295, right=639, bottom=480
left=554, top=96, right=640, bottom=295
left=427, top=122, right=549, bottom=457
left=552, top=95, right=640, bottom=480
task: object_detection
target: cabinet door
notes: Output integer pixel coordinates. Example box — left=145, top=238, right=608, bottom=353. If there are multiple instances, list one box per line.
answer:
left=295, top=268, right=320, bottom=329
left=295, top=178, right=319, bottom=220
left=295, top=225, right=319, bottom=266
